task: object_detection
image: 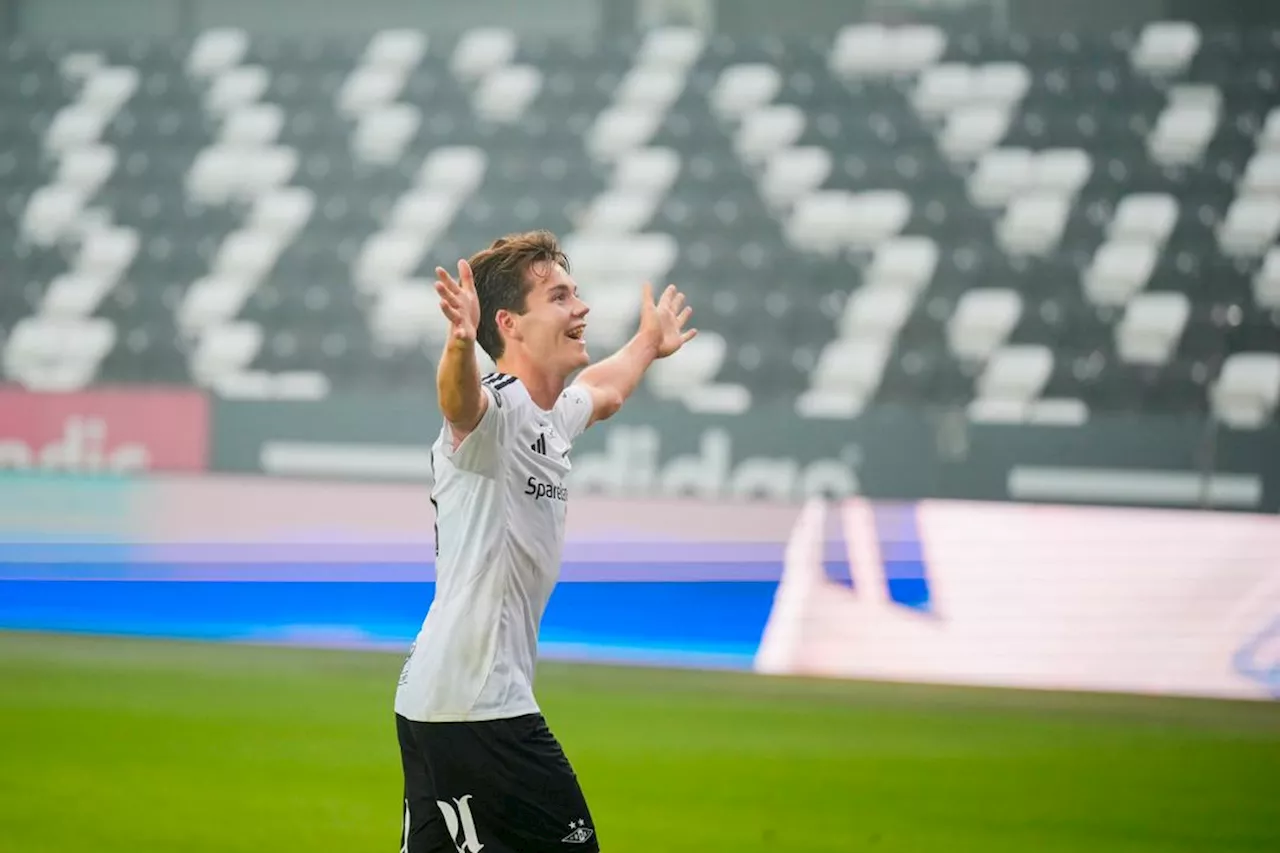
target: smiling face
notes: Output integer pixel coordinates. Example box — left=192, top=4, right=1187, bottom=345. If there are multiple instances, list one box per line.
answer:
left=500, top=259, right=591, bottom=377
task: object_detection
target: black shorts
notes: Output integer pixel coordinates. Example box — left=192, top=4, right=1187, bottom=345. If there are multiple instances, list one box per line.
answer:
left=396, top=713, right=600, bottom=853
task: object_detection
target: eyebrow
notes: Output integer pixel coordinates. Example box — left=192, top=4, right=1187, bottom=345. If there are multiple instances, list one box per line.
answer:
left=548, top=284, right=577, bottom=298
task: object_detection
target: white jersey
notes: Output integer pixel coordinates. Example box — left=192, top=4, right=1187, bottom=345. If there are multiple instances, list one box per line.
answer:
left=394, top=373, right=594, bottom=723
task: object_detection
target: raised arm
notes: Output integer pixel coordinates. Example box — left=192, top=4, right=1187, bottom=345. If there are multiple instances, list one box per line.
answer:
left=574, top=282, right=696, bottom=426
left=435, top=259, right=487, bottom=440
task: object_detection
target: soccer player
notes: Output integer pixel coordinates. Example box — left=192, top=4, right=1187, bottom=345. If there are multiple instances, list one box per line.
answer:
left=394, top=230, right=697, bottom=853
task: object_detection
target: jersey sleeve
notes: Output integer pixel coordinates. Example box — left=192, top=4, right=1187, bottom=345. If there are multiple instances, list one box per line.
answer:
left=439, top=382, right=518, bottom=476
left=553, top=384, right=594, bottom=442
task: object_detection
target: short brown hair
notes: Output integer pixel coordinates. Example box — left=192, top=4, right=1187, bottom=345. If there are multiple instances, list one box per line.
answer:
left=467, top=230, right=570, bottom=361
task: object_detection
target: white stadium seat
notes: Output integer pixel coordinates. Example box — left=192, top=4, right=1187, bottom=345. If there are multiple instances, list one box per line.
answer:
left=187, top=28, right=248, bottom=78
left=612, top=147, right=681, bottom=196
left=337, top=66, right=408, bottom=117
left=912, top=63, right=973, bottom=120
left=846, top=190, right=911, bottom=250
left=353, top=230, right=431, bottom=294
left=450, top=28, right=517, bottom=83
left=996, top=192, right=1070, bottom=256
left=1210, top=353, right=1280, bottom=429
left=972, top=63, right=1032, bottom=107
left=40, top=272, right=115, bottom=320
left=578, top=191, right=660, bottom=234
left=371, top=282, right=443, bottom=348
left=1254, top=247, right=1280, bottom=311
left=829, top=24, right=891, bottom=79
left=1217, top=195, right=1280, bottom=259
left=967, top=147, right=1034, bottom=209
left=947, top=288, right=1023, bottom=363
left=418, top=146, right=488, bottom=199
left=646, top=331, right=726, bottom=399
left=1131, top=21, right=1201, bottom=77
left=219, top=103, right=285, bottom=146
left=798, top=338, right=893, bottom=418
left=866, top=236, right=939, bottom=293
left=1115, top=292, right=1191, bottom=366
left=587, top=106, right=663, bottom=162
left=783, top=190, right=855, bottom=255
left=734, top=104, right=806, bottom=165
left=55, top=145, right=116, bottom=197
left=190, top=321, right=264, bottom=386
left=205, top=65, right=270, bottom=116
left=615, top=67, right=686, bottom=110
left=1083, top=240, right=1159, bottom=306
left=353, top=103, right=421, bottom=166
left=1108, top=193, right=1179, bottom=246
left=178, top=276, right=254, bottom=337
left=211, top=229, right=285, bottom=286
left=20, top=185, right=86, bottom=247
left=387, top=190, right=461, bottom=239
left=975, top=345, right=1054, bottom=403
left=838, top=285, right=915, bottom=341
left=759, top=147, right=832, bottom=209
left=710, top=64, right=782, bottom=122
left=636, top=27, right=704, bottom=70
left=80, top=67, right=139, bottom=119
left=473, top=65, right=542, bottom=124
left=44, top=104, right=109, bottom=155
left=363, top=29, right=427, bottom=72
left=72, top=225, right=139, bottom=284
left=2, top=316, right=116, bottom=391
left=940, top=104, right=1012, bottom=163
left=1031, top=148, right=1092, bottom=196
left=1148, top=91, right=1220, bottom=167
left=1261, top=107, right=1280, bottom=153
left=1240, top=152, right=1280, bottom=196
left=248, top=187, right=315, bottom=242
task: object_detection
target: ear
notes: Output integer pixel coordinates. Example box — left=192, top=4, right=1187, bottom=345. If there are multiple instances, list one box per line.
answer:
left=495, top=308, right=522, bottom=343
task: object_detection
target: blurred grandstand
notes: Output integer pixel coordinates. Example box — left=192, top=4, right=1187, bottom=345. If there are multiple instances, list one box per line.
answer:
left=4, top=7, right=1278, bottom=429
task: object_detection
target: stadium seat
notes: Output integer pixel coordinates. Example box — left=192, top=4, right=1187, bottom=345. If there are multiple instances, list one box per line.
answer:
left=205, top=65, right=270, bottom=116
left=1108, top=194, right=1179, bottom=246
left=362, top=29, right=428, bottom=73
left=710, top=64, right=781, bottom=121
left=1254, top=247, right=1280, bottom=310
left=1115, top=292, right=1190, bottom=366
left=187, top=28, right=249, bottom=79
left=1131, top=21, right=1201, bottom=77
left=760, top=147, right=832, bottom=209
left=1209, top=352, right=1280, bottom=428
left=474, top=65, right=543, bottom=124
left=865, top=236, right=939, bottom=293
left=996, top=193, right=1071, bottom=256
left=1083, top=241, right=1159, bottom=306
left=947, top=288, right=1023, bottom=363
left=1217, top=195, right=1280, bottom=258
left=450, top=28, right=517, bottom=84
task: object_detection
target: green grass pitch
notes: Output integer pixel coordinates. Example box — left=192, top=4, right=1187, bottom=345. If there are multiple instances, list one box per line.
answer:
left=1, top=630, right=1277, bottom=853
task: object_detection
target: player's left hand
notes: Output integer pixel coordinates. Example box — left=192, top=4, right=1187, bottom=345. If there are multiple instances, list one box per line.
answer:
left=639, top=282, right=697, bottom=358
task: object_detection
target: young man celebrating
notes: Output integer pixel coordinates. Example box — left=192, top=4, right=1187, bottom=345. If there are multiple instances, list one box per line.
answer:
left=394, top=230, right=696, bottom=853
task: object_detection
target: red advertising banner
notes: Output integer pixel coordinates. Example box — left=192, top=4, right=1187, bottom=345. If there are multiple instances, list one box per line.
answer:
left=0, top=386, right=209, bottom=473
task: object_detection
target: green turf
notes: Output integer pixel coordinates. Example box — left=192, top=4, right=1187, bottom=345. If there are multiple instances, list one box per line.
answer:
left=1, top=631, right=1277, bottom=853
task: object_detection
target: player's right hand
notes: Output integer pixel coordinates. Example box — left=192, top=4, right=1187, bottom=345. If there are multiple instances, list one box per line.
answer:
left=435, top=260, right=480, bottom=345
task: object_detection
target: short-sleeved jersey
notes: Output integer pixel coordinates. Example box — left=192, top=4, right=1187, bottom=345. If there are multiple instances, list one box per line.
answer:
left=394, top=373, right=594, bottom=723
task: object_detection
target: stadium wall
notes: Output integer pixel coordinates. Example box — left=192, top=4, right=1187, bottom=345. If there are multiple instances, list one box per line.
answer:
left=0, top=472, right=1276, bottom=701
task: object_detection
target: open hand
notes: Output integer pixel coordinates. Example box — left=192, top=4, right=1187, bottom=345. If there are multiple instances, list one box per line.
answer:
left=639, top=283, right=697, bottom=358
left=435, top=260, right=480, bottom=344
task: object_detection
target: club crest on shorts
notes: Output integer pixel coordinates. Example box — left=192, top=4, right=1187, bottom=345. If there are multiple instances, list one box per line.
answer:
left=436, top=795, right=484, bottom=853
left=562, top=818, right=594, bottom=844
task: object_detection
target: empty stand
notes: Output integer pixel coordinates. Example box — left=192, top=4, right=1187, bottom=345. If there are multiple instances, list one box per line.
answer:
left=0, top=21, right=1277, bottom=428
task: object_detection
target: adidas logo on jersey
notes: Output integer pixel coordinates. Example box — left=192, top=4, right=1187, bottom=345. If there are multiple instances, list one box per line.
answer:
left=530, top=433, right=547, bottom=455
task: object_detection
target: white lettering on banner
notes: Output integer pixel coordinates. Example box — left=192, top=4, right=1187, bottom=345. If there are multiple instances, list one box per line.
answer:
left=436, top=795, right=484, bottom=853
left=0, top=416, right=149, bottom=472
left=755, top=499, right=1280, bottom=701
left=570, top=426, right=859, bottom=501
